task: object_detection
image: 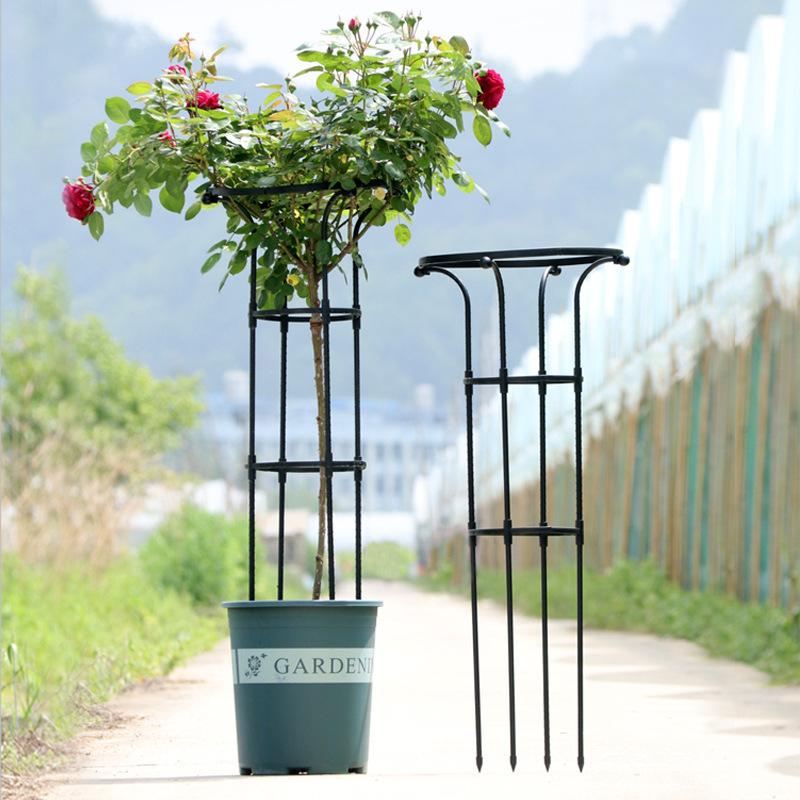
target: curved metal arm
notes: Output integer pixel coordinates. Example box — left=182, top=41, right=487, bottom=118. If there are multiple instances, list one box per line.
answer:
left=415, top=263, right=484, bottom=770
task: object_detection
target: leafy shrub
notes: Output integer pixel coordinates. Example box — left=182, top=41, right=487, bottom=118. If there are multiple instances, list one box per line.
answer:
left=139, top=504, right=252, bottom=606
left=362, top=541, right=416, bottom=582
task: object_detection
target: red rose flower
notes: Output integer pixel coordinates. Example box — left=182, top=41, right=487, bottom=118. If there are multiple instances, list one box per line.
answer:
left=62, top=179, right=95, bottom=222
left=475, top=68, right=504, bottom=111
left=187, top=90, right=221, bottom=110
left=165, top=64, right=187, bottom=78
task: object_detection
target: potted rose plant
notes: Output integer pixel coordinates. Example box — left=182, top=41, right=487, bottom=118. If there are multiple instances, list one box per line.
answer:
left=65, top=11, right=507, bottom=774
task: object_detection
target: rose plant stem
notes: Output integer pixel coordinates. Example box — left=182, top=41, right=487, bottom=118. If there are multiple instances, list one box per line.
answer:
left=306, top=271, right=327, bottom=600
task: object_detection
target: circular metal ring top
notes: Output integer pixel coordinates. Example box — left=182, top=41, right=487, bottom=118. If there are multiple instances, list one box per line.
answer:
left=417, top=247, right=629, bottom=271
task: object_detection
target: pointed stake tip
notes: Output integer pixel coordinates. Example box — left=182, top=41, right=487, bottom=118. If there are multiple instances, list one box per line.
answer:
left=476, top=757, right=483, bottom=773
left=510, top=756, right=517, bottom=772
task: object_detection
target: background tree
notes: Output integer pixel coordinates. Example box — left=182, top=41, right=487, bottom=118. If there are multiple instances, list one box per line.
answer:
left=1, top=265, right=204, bottom=566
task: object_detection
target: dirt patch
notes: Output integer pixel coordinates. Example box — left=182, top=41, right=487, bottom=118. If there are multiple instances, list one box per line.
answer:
left=0, top=701, right=131, bottom=800
left=1, top=771, right=50, bottom=800
left=1, top=729, right=69, bottom=800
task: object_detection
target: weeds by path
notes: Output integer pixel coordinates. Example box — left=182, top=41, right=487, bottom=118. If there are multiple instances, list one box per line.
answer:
left=419, top=559, right=800, bottom=684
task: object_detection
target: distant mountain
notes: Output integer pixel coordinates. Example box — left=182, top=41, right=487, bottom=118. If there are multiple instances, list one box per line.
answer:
left=1, top=0, right=784, bottom=402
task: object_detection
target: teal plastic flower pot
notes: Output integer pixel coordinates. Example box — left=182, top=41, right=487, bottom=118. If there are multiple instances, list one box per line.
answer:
left=223, top=600, right=381, bottom=775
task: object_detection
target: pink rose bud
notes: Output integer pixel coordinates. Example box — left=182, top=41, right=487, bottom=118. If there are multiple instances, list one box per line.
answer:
left=475, top=68, right=504, bottom=111
left=166, top=64, right=187, bottom=76
left=348, top=18, right=360, bottom=32
left=159, top=131, right=176, bottom=147
left=187, top=90, right=222, bottom=110
left=62, top=180, right=95, bottom=223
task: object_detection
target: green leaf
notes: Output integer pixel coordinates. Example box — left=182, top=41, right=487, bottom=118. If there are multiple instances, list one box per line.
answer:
left=373, top=11, right=401, bottom=29
left=184, top=201, right=202, bottom=221
left=161, top=178, right=183, bottom=202
left=90, top=122, right=109, bottom=150
left=472, top=114, right=492, bottom=147
left=412, top=77, right=431, bottom=95
left=87, top=211, right=104, bottom=241
left=113, top=125, right=133, bottom=143
left=127, top=81, right=152, bottom=96
left=147, top=172, right=165, bottom=191
left=429, top=116, right=458, bottom=139
left=315, top=240, right=333, bottom=265
left=80, top=142, right=97, bottom=163
left=228, top=250, right=248, bottom=274
left=385, top=161, right=405, bottom=181
left=453, top=169, right=471, bottom=188
left=159, top=185, right=185, bottom=213
left=201, top=252, right=222, bottom=274
left=97, top=155, right=116, bottom=174
left=133, top=192, right=152, bottom=217
left=315, top=71, right=348, bottom=97
left=449, top=35, right=470, bottom=55
left=394, top=223, right=411, bottom=247
left=165, top=173, right=187, bottom=199
left=291, top=66, right=322, bottom=82
left=296, top=50, right=328, bottom=63
left=105, top=96, right=130, bottom=124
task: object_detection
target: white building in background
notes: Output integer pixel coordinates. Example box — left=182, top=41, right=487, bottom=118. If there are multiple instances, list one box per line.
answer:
left=204, top=381, right=449, bottom=516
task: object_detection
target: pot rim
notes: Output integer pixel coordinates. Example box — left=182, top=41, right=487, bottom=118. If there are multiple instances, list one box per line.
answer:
left=222, top=599, right=383, bottom=609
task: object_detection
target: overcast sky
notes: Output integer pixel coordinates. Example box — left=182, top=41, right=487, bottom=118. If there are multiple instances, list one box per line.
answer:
left=92, top=0, right=683, bottom=82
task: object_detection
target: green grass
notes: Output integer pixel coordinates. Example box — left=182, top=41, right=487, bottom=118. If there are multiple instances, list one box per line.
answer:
left=0, top=505, right=307, bottom=774
left=0, top=554, right=224, bottom=771
left=419, top=559, right=800, bottom=684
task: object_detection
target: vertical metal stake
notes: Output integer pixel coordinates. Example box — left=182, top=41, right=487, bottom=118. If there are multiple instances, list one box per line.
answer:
left=352, top=257, right=363, bottom=600
left=540, top=536, right=552, bottom=771
left=537, top=265, right=558, bottom=771
left=577, top=523, right=585, bottom=771
left=468, top=527, right=483, bottom=771
left=504, top=525, right=518, bottom=771
left=247, top=250, right=258, bottom=602
left=277, top=296, right=289, bottom=601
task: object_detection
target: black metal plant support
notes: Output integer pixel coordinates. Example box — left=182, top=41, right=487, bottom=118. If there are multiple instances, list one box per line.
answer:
left=204, top=182, right=384, bottom=602
left=415, top=247, right=628, bottom=773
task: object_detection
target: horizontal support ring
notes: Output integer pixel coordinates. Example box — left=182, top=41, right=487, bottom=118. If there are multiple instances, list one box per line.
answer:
left=253, top=307, right=361, bottom=323
left=472, top=525, right=580, bottom=538
left=254, top=459, right=366, bottom=474
left=466, top=374, right=577, bottom=387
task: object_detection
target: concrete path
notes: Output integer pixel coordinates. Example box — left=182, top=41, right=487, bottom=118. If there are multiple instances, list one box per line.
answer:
left=45, top=582, right=799, bottom=799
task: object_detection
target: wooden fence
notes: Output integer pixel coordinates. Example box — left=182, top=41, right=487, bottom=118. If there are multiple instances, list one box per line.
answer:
left=435, top=292, right=799, bottom=613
